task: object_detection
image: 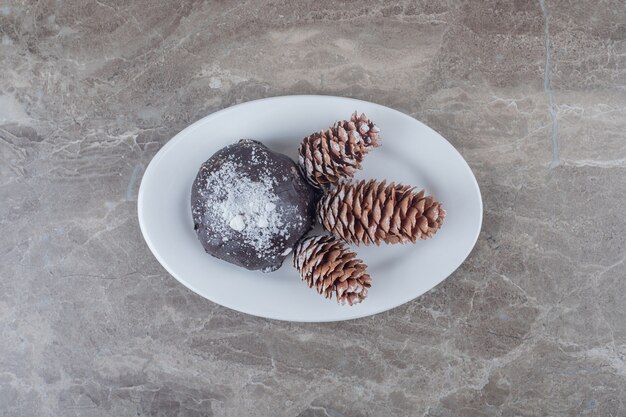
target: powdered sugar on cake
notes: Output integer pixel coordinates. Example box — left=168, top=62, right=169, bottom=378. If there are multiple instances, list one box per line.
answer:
left=198, top=158, right=300, bottom=257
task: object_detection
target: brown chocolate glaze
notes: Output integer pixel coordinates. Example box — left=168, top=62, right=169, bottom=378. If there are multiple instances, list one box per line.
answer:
left=191, top=140, right=318, bottom=272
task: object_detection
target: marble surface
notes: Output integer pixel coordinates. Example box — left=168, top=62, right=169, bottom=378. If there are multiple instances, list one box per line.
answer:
left=1, top=0, right=625, bottom=415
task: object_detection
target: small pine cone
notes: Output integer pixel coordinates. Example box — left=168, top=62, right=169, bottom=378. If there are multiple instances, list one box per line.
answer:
left=298, top=112, right=381, bottom=188
left=293, top=235, right=372, bottom=306
left=318, top=180, right=446, bottom=245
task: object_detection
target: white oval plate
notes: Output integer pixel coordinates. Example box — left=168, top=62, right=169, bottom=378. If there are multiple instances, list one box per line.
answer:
left=138, top=95, right=482, bottom=322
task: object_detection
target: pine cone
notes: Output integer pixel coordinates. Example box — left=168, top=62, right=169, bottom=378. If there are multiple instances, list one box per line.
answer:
left=293, top=235, right=372, bottom=305
left=318, top=180, right=446, bottom=245
left=298, top=112, right=381, bottom=188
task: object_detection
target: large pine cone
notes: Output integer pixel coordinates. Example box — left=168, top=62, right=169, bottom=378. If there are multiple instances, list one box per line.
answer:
left=298, top=112, right=381, bottom=189
left=318, top=180, right=446, bottom=245
left=293, top=235, right=372, bottom=305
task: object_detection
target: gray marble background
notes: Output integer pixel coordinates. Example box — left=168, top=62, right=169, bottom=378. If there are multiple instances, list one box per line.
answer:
left=1, top=1, right=626, bottom=416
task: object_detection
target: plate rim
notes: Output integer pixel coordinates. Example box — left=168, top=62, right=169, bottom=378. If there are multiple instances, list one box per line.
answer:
left=138, top=94, right=483, bottom=322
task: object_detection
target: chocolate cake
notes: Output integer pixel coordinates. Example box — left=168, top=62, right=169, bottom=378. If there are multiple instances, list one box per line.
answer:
left=191, top=140, right=318, bottom=272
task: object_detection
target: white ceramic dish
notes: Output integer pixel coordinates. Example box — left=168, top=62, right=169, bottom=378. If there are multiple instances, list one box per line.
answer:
left=138, top=95, right=482, bottom=322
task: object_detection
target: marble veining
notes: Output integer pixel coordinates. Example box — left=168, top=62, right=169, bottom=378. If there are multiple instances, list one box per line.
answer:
left=539, top=0, right=560, bottom=168
left=1, top=0, right=625, bottom=416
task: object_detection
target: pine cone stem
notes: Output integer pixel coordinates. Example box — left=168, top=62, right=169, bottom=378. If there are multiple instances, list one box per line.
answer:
left=318, top=180, right=446, bottom=245
left=293, top=235, right=372, bottom=306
